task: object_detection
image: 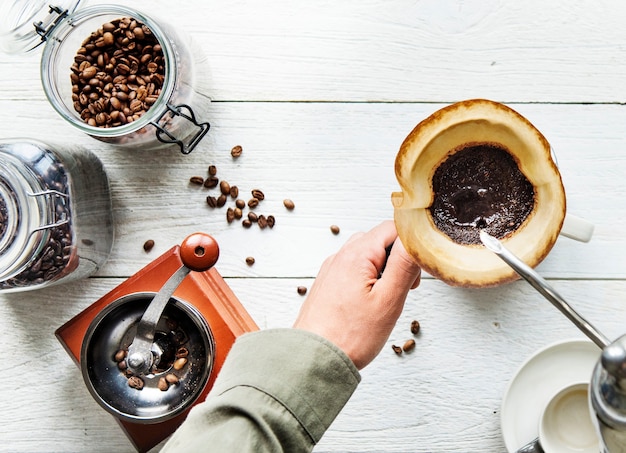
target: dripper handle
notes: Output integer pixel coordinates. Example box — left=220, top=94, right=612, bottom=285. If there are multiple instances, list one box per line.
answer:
left=180, top=232, right=219, bottom=272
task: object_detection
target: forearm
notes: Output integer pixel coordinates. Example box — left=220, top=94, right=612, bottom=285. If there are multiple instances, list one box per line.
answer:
left=161, top=329, right=361, bottom=452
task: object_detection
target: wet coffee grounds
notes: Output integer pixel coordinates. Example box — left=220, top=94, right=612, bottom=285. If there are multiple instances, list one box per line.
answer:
left=429, top=143, right=535, bottom=245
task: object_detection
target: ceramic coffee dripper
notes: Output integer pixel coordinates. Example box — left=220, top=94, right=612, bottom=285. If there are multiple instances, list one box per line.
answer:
left=392, top=99, right=593, bottom=288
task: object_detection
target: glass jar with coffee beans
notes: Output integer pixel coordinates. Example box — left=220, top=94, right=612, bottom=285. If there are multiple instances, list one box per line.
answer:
left=0, top=139, right=113, bottom=292
left=0, top=2, right=210, bottom=154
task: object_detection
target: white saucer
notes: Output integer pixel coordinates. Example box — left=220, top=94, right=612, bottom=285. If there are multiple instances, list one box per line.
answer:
left=501, top=338, right=601, bottom=452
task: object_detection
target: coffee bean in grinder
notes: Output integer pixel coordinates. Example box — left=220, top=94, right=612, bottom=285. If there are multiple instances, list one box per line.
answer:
left=0, top=1, right=210, bottom=153
left=0, top=139, right=113, bottom=292
left=56, top=233, right=259, bottom=452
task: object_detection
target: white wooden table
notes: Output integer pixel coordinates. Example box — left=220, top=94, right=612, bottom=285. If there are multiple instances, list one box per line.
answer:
left=1, top=0, right=626, bottom=451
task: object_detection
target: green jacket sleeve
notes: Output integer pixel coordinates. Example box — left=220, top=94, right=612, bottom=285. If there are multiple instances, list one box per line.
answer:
left=161, top=328, right=361, bottom=452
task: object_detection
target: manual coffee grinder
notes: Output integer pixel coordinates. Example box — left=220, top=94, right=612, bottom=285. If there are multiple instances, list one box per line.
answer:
left=56, top=232, right=258, bottom=452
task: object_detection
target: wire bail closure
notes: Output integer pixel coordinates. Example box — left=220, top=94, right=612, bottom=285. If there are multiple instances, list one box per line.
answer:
left=151, top=103, right=210, bottom=154
left=34, top=5, right=69, bottom=42
left=27, top=189, right=70, bottom=235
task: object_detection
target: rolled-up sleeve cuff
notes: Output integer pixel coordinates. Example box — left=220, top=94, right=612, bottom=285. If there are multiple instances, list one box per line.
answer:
left=211, top=328, right=361, bottom=443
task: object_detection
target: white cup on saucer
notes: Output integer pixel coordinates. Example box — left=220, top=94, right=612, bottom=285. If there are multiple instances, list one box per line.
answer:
left=538, top=382, right=600, bottom=453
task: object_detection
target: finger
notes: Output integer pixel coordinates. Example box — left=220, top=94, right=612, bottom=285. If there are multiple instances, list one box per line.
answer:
left=377, top=238, right=421, bottom=295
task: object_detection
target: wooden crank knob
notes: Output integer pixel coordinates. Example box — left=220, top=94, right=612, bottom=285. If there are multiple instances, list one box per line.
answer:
left=179, top=232, right=219, bottom=272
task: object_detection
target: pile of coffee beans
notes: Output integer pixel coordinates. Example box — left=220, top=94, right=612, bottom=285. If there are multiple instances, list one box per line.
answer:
left=113, top=316, right=189, bottom=392
left=70, top=17, right=165, bottom=128
left=392, top=319, right=421, bottom=356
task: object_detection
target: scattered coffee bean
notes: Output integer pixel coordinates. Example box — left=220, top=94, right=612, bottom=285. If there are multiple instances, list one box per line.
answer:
left=117, top=360, right=128, bottom=370
left=157, top=377, right=169, bottom=391
left=402, top=339, right=416, bottom=353
left=248, top=198, right=259, bottom=209
left=330, top=225, right=340, bottom=235
left=220, top=180, right=230, bottom=195
left=251, top=189, right=265, bottom=201
left=70, top=17, right=165, bottom=128
left=392, top=344, right=403, bottom=355
left=258, top=215, right=268, bottom=229
left=176, top=347, right=189, bottom=358
left=143, top=239, right=155, bottom=252
left=283, top=199, right=295, bottom=210
left=235, top=199, right=246, bottom=209
left=246, top=256, right=255, bottom=266
left=165, top=373, right=179, bottom=385
left=208, top=165, right=217, bottom=176
left=189, top=176, right=204, bottom=185
left=231, top=145, right=243, bottom=158
left=226, top=207, right=235, bottom=223
left=267, top=215, right=275, bottom=228
left=410, top=320, right=421, bottom=335
left=206, top=195, right=217, bottom=208
left=242, top=219, right=252, bottom=228
left=234, top=207, right=243, bottom=219
left=247, top=212, right=258, bottom=222
left=173, top=357, right=188, bottom=370
left=216, top=194, right=227, bottom=207
left=128, top=376, right=144, bottom=390
left=297, top=286, right=307, bottom=295
left=204, top=176, right=218, bottom=188
left=229, top=185, right=239, bottom=198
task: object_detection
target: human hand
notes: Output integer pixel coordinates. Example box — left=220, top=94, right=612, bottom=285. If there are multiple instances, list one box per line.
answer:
left=293, top=221, right=421, bottom=370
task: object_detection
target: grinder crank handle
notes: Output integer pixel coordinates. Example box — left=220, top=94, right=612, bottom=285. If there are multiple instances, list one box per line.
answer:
left=126, top=233, right=219, bottom=375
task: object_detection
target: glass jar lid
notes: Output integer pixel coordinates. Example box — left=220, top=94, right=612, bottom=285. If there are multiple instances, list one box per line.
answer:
left=0, top=0, right=81, bottom=53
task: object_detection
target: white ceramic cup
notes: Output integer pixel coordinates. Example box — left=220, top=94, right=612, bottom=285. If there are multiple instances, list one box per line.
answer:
left=539, top=382, right=600, bottom=453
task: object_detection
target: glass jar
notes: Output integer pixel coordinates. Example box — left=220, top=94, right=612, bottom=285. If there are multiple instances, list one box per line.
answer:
left=0, top=139, right=114, bottom=292
left=0, top=1, right=210, bottom=154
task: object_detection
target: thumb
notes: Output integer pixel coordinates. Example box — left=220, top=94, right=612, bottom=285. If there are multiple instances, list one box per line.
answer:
left=378, top=238, right=421, bottom=294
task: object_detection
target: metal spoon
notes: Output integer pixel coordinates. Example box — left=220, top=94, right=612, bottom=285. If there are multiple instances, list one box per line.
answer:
left=126, top=233, right=219, bottom=375
left=479, top=230, right=609, bottom=349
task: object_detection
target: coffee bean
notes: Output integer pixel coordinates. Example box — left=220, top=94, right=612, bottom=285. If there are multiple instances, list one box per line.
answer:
left=226, top=207, right=235, bottom=223
left=234, top=207, right=243, bottom=219
left=283, top=199, right=295, bottom=210
left=258, top=215, right=268, bottom=229
left=189, top=176, right=204, bottom=185
left=410, top=320, right=421, bottom=335
left=157, top=377, right=169, bottom=391
left=242, top=219, right=252, bottom=228
left=392, top=345, right=403, bottom=355
left=231, top=145, right=243, bottom=158
left=204, top=176, right=218, bottom=188
left=235, top=199, right=246, bottom=209
left=128, top=376, right=144, bottom=390
left=117, top=360, right=128, bottom=370
left=176, top=347, right=189, bottom=358
left=220, top=180, right=230, bottom=195
left=267, top=215, right=275, bottom=228
left=206, top=196, right=217, bottom=208
left=173, top=357, right=188, bottom=370
left=330, top=225, right=340, bottom=235
left=216, top=194, right=227, bottom=207
left=229, top=185, right=239, bottom=198
left=208, top=165, right=217, bottom=176
left=248, top=212, right=258, bottom=222
left=143, top=239, right=155, bottom=252
left=248, top=198, right=259, bottom=209
left=251, top=189, right=265, bottom=201
left=114, top=349, right=127, bottom=362
left=297, top=286, right=307, bottom=296
left=246, top=256, right=255, bottom=266
left=402, top=339, right=416, bottom=353
left=165, top=373, right=179, bottom=385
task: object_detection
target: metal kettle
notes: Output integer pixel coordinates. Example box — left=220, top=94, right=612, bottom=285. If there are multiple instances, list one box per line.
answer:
left=590, top=333, right=626, bottom=453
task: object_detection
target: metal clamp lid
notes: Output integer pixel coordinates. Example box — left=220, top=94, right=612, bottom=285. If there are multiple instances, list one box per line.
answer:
left=0, top=0, right=81, bottom=54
